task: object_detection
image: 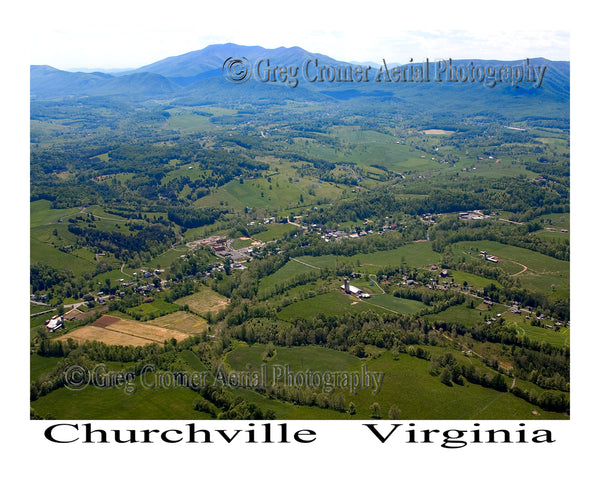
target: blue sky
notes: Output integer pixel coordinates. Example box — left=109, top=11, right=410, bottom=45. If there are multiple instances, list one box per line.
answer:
left=27, top=0, right=571, bottom=70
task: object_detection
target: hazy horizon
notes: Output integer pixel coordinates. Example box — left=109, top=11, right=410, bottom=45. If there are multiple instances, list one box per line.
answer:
left=27, top=0, right=570, bottom=71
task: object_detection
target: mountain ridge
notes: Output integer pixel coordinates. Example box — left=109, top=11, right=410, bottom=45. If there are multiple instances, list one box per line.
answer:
left=30, top=43, right=570, bottom=117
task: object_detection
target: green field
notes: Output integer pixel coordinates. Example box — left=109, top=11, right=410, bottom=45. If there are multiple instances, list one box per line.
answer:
left=166, top=112, right=214, bottom=132
left=294, top=241, right=441, bottom=272
left=278, top=290, right=375, bottom=320
left=223, top=344, right=567, bottom=420
left=30, top=200, right=80, bottom=227
left=277, top=288, right=427, bottom=319
left=126, top=297, right=180, bottom=319
left=30, top=354, right=63, bottom=380
left=363, top=294, right=427, bottom=315
left=252, top=223, right=300, bottom=242
left=450, top=240, right=569, bottom=299
left=258, top=259, right=316, bottom=295
left=30, top=236, right=96, bottom=276
left=450, top=270, right=502, bottom=290
left=30, top=377, right=214, bottom=419
left=423, top=302, right=506, bottom=328
left=503, top=312, right=570, bottom=347
left=174, top=287, right=229, bottom=315
left=227, top=343, right=361, bottom=372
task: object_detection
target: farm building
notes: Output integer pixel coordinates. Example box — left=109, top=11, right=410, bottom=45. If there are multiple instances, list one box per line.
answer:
left=45, top=315, right=65, bottom=332
left=480, top=251, right=498, bottom=263
left=340, top=278, right=362, bottom=295
left=340, top=284, right=363, bottom=295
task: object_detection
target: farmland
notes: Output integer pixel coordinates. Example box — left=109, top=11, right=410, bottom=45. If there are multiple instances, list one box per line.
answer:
left=449, top=240, right=569, bottom=299
left=174, top=287, right=229, bottom=315
left=58, top=315, right=190, bottom=346
left=147, top=311, right=208, bottom=335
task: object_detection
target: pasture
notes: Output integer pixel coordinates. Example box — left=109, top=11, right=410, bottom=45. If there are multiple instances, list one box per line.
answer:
left=277, top=290, right=405, bottom=320
left=422, top=302, right=506, bottom=328
left=193, top=156, right=344, bottom=214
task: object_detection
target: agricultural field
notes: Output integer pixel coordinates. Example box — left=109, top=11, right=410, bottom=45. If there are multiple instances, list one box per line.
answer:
left=126, top=297, right=181, bottom=319
left=174, top=287, right=230, bottom=315
left=147, top=311, right=208, bottom=335
left=450, top=270, right=502, bottom=291
left=58, top=315, right=190, bottom=346
left=195, top=169, right=343, bottom=213
left=258, top=258, right=316, bottom=295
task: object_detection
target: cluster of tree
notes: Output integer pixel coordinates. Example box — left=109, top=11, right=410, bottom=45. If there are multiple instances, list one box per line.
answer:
left=433, top=320, right=570, bottom=388
left=511, top=345, right=569, bottom=391
left=257, top=271, right=322, bottom=301
left=32, top=334, right=207, bottom=402
left=67, top=223, right=174, bottom=260
left=31, top=263, right=73, bottom=294
left=392, top=286, right=465, bottom=310
left=432, top=219, right=569, bottom=262
left=286, top=230, right=407, bottom=258
left=167, top=253, right=215, bottom=282
left=511, top=385, right=569, bottom=413
left=460, top=364, right=509, bottom=392
left=194, top=386, right=276, bottom=420
left=263, top=385, right=347, bottom=413
left=167, top=207, right=225, bottom=229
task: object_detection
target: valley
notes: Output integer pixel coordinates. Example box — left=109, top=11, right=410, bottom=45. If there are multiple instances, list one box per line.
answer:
left=30, top=44, right=570, bottom=421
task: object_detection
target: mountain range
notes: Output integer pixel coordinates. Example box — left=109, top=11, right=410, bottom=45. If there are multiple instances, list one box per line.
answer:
left=30, top=43, right=570, bottom=117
